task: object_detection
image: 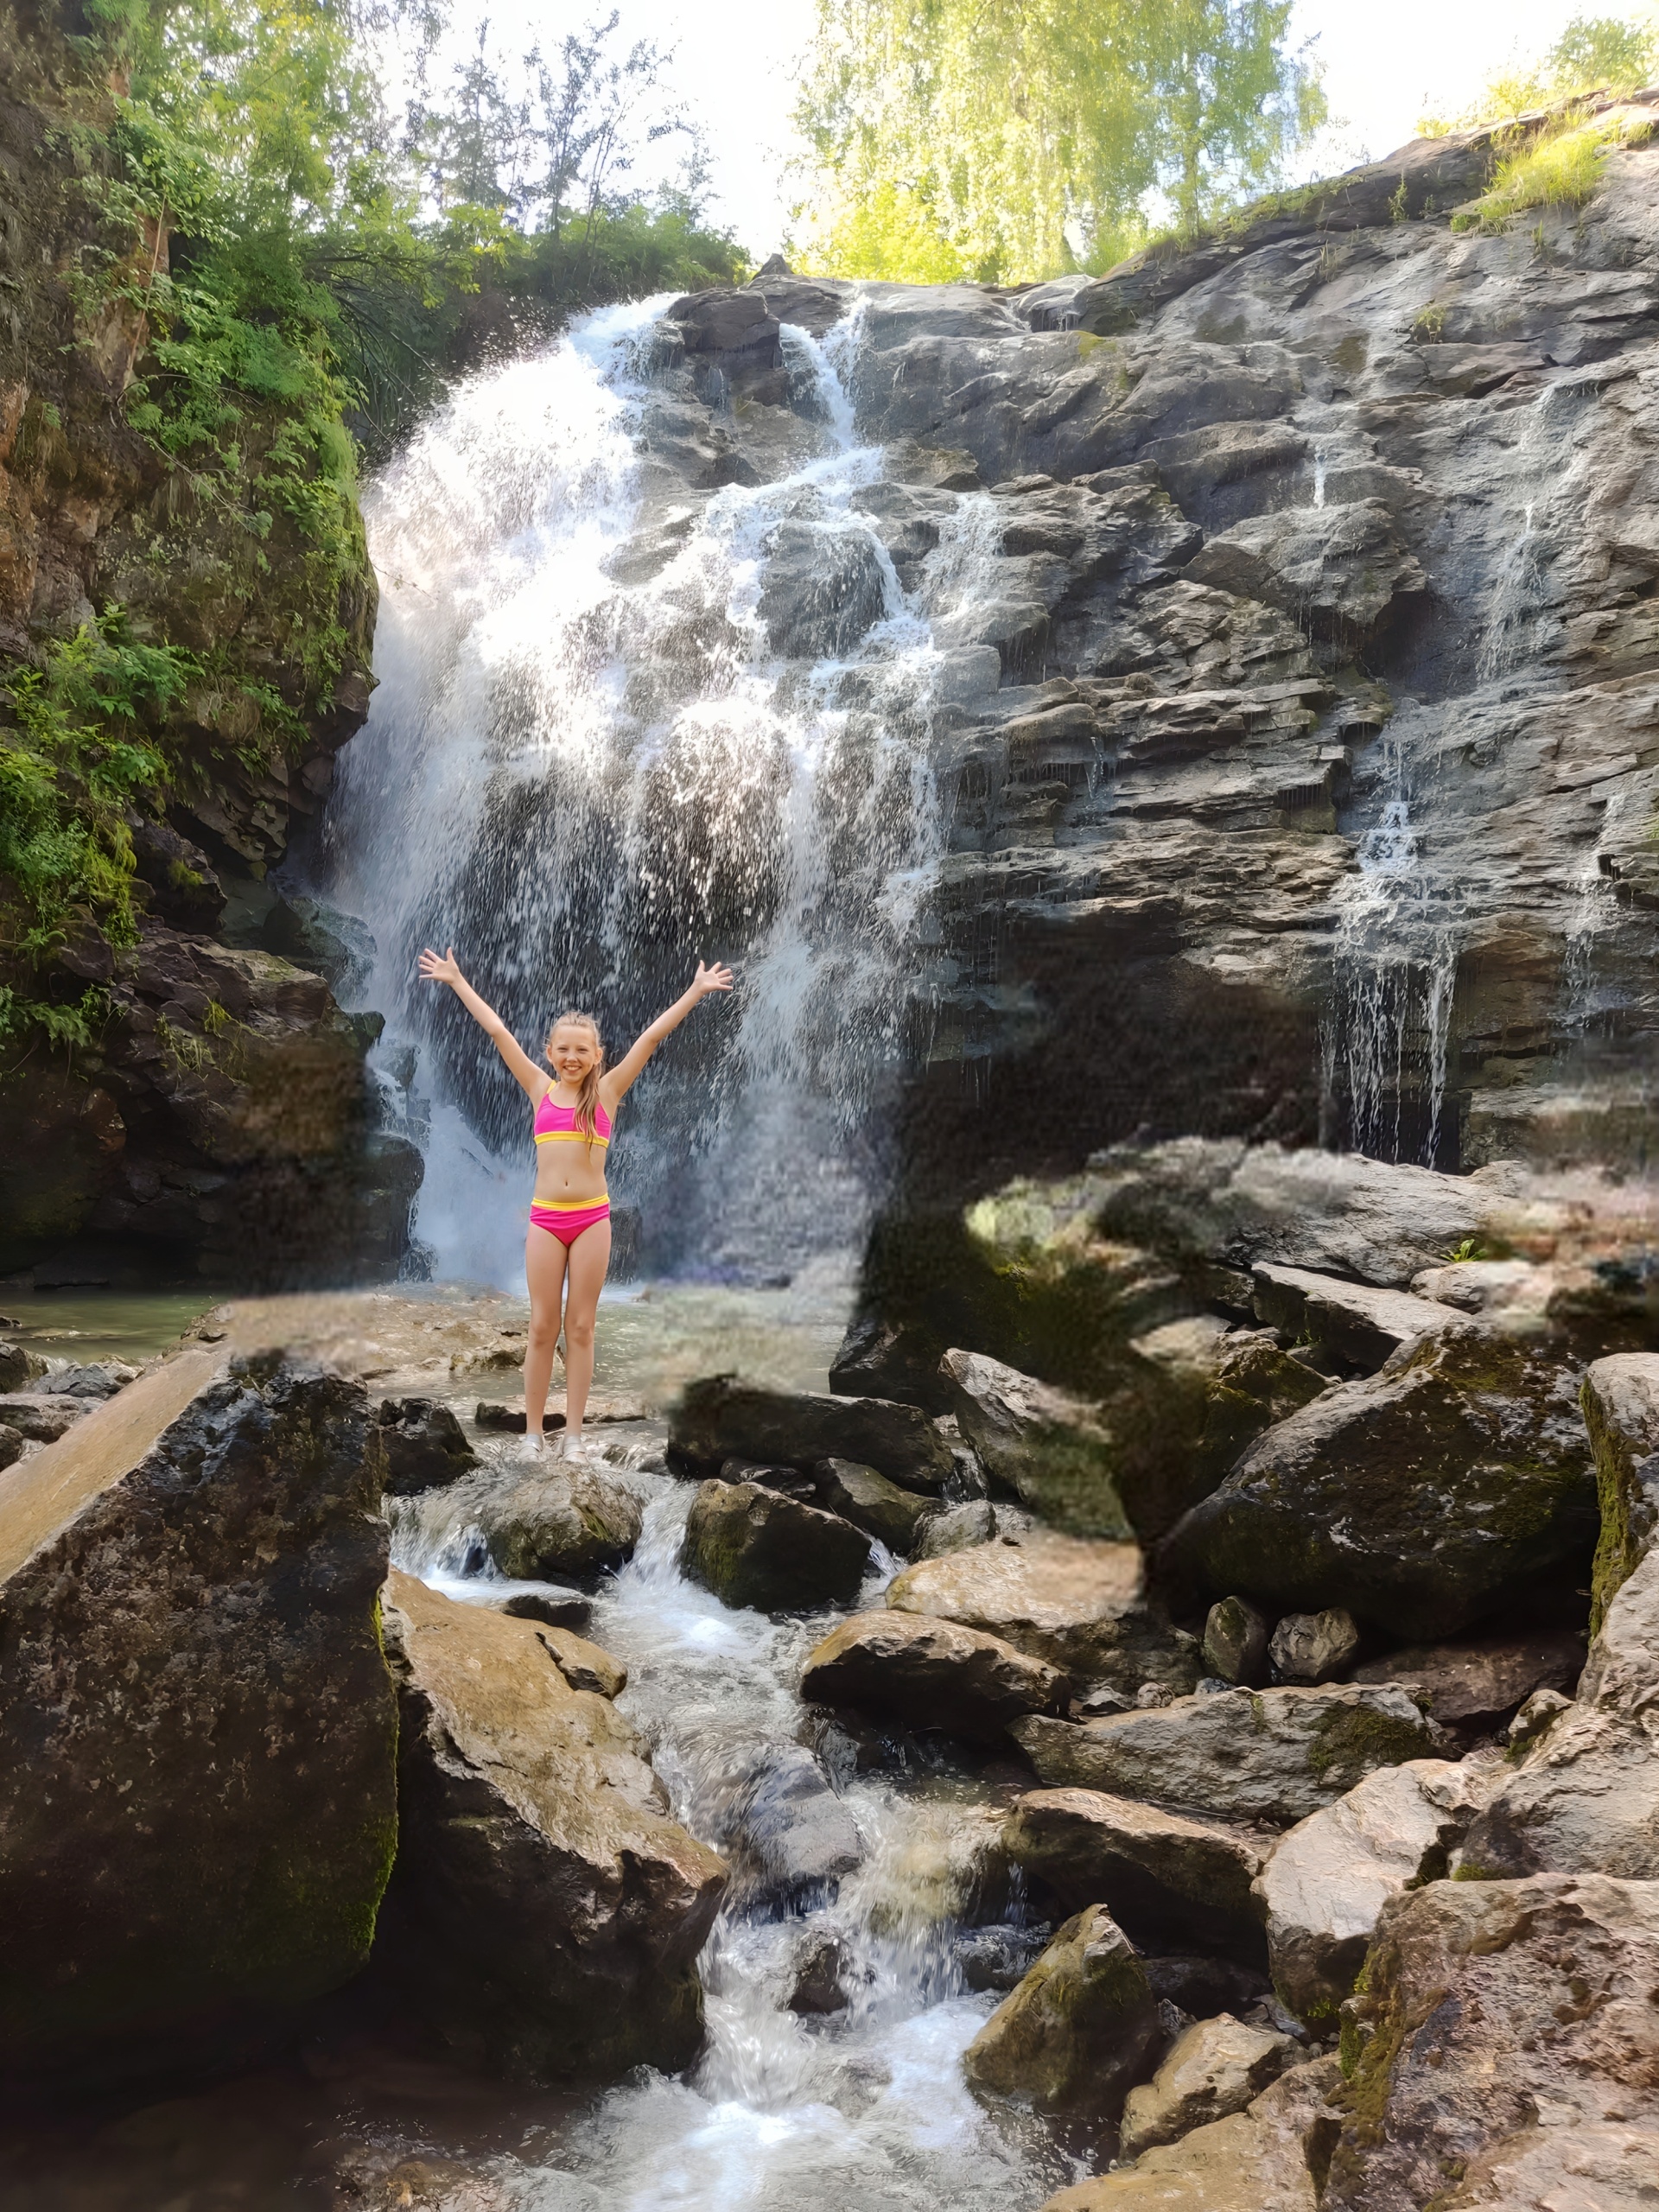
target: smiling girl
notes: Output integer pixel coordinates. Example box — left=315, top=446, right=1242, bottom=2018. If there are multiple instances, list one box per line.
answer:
left=416, top=950, right=734, bottom=1455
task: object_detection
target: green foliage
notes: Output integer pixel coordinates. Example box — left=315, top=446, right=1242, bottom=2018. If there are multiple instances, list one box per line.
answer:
left=1417, top=9, right=1659, bottom=135
left=792, top=0, right=1326, bottom=283
left=1452, top=105, right=1655, bottom=229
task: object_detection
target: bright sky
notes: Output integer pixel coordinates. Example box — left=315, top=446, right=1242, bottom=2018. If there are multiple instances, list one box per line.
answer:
left=467, top=0, right=1619, bottom=256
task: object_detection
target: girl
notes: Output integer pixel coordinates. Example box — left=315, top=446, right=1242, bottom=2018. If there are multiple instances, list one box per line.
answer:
left=416, top=949, right=734, bottom=1455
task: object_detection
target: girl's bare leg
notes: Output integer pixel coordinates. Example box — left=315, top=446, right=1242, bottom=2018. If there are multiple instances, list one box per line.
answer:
left=560, top=1218, right=612, bottom=1438
left=523, top=1224, right=569, bottom=1440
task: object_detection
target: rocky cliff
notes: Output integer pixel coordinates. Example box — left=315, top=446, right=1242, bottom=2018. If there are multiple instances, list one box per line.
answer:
left=0, top=2, right=417, bottom=1287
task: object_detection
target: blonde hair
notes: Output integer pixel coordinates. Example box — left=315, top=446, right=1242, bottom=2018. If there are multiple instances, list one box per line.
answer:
left=545, top=1010, right=606, bottom=1146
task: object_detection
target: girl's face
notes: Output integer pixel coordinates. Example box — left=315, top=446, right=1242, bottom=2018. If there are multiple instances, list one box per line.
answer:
left=547, top=1022, right=601, bottom=1084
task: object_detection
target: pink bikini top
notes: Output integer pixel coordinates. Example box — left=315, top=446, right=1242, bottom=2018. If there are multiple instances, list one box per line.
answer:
left=533, top=1088, right=612, bottom=1148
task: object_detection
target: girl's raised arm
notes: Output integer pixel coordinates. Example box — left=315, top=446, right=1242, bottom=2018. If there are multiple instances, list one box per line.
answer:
left=417, top=946, right=547, bottom=1101
left=602, top=961, right=734, bottom=1104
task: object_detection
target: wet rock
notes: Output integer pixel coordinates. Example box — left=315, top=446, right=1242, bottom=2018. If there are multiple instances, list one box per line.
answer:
left=957, top=1922, right=1052, bottom=1993
left=939, top=1347, right=1130, bottom=1537
left=1269, top=1609, right=1361, bottom=1687
left=1160, top=1327, right=1598, bottom=1639
left=669, top=1375, right=952, bottom=1491
left=1249, top=1264, right=1457, bottom=1372
left=828, top=1313, right=955, bottom=1412
left=45, top=1359, right=139, bottom=1400
left=1350, top=1630, right=1584, bottom=1727
left=720, top=1740, right=862, bottom=1899
left=682, top=1479, right=871, bottom=1611
left=378, top=1573, right=727, bottom=2082
left=1198, top=1333, right=1330, bottom=1497
left=1011, top=1684, right=1446, bottom=1827
left=0, top=1424, right=27, bottom=1471
left=492, top=1588, right=593, bottom=1631
left=759, top=519, right=888, bottom=659
left=533, top=1624, right=626, bottom=1699
left=801, top=1609, right=1069, bottom=1740
left=815, top=1457, right=937, bottom=1552
left=1143, top=1955, right=1272, bottom=2020
left=886, top=1533, right=1199, bottom=1694
left=0, top=1390, right=88, bottom=1440
left=1118, top=2013, right=1299, bottom=2158
left=1203, top=1596, right=1269, bottom=1687
left=1043, top=2053, right=1342, bottom=2209
left=474, top=1394, right=645, bottom=1431
left=963, top=1904, right=1161, bottom=2119
left=1580, top=1352, right=1659, bottom=1629
left=1003, top=1787, right=1269, bottom=1957
left=0, top=1340, right=47, bottom=1390
left=723, top=1455, right=819, bottom=1501
left=0, top=1349, right=397, bottom=2088
left=787, top=1929, right=851, bottom=2013
left=1433, top=2120, right=1659, bottom=2209
left=377, top=1395, right=479, bottom=1494
left=1254, top=1758, right=1499, bottom=2024
left=913, top=1498, right=998, bottom=1556
left=1325, top=1874, right=1659, bottom=2211
left=1185, top=499, right=1425, bottom=638
left=477, top=1466, right=643, bottom=1582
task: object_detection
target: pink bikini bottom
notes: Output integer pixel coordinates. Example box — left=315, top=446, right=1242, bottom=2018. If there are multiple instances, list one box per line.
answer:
left=529, top=1198, right=611, bottom=1248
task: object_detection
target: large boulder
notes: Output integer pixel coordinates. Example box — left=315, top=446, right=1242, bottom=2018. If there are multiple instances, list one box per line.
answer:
left=939, top=1348, right=1130, bottom=1537
left=1184, top=499, right=1425, bottom=638
left=1350, top=1630, right=1584, bottom=1729
left=800, top=1610, right=1069, bottom=1739
left=377, top=1396, right=480, bottom=1495
left=815, top=1457, right=937, bottom=1552
left=669, top=1375, right=952, bottom=1491
left=0, top=1349, right=397, bottom=2088
left=474, top=1465, right=642, bottom=1582
left=1580, top=1353, right=1659, bottom=1630
left=1118, top=2013, right=1299, bottom=2159
left=1253, top=1758, right=1499, bottom=2023
left=1011, top=1685, right=1446, bottom=1827
left=1249, top=1264, right=1457, bottom=1372
left=1160, top=1327, right=1598, bottom=1639
left=681, top=1479, right=871, bottom=1611
left=1042, top=2055, right=1342, bottom=2209
left=962, top=1904, right=1161, bottom=2118
left=886, top=1534, right=1198, bottom=1694
left=1003, top=1787, right=1269, bottom=1957
left=378, top=1572, right=727, bottom=2080
left=1325, top=1874, right=1659, bottom=2210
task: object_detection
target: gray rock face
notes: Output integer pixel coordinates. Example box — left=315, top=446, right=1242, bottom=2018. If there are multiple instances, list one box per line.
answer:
left=1580, top=1353, right=1659, bottom=1630
left=1160, top=1326, right=1598, bottom=1638
left=1118, top=2013, right=1299, bottom=2159
left=801, top=1608, right=1069, bottom=1739
left=1269, top=1608, right=1361, bottom=1686
left=1250, top=1265, right=1456, bottom=1372
left=1011, top=1684, right=1446, bottom=1827
left=681, top=1479, right=871, bottom=1611
left=1327, top=1873, right=1659, bottom=2212
left=670, top=1376, right=952, bottom=1491
left=378, top=1573, right=727, bottom=2082
left=477, top=1465, right=643, bottom=1582
left=940, top=1347, right=1130, bottom=1536
left=1254, top=1758, right=1498, bottom=2022
left=0, top=1350, right=397, bottom=2088
left=378, top=1395, right=480, bottom=1495
left=1003, top=1786, right=1269, bottom=1957
left=1185, top=499, right=1425, bottom=639
left=963, top=1904, right=1161, bottom=2119
left=759, top=518, right=889, bottom=658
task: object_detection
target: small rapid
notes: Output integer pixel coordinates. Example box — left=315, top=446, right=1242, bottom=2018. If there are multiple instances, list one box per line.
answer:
left=388, top=1438, right=1074, bottom=2211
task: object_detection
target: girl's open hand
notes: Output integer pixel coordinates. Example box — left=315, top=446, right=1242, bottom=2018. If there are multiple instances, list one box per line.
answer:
left=418, top=945, right=463, bottom=988
left=693, top=960, right=734, bottom=998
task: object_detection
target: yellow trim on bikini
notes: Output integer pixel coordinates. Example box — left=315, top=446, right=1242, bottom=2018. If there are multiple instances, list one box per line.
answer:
left=531, top=1194, right=612, bottom=1211
left=534, top=1129, right=609, bottom=1146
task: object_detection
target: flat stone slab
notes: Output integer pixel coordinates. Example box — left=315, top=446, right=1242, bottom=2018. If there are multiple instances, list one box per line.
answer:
left=802, top=1609, right=1069, bottom=1739
left=1251, top=1262, right=1458, bottom=1370
left=1004, top=1786, right=1269, bottom=1955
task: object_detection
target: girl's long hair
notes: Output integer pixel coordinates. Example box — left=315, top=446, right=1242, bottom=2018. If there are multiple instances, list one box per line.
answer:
left=546, top=1011, right=606, bottom=1147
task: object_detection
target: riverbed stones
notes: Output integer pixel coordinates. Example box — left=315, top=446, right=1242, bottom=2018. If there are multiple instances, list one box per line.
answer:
left=669, top=1375, right=952, bottom=1491
left=1160, top=1327, right=1598, bottom=1638
left=1118, top=2014, right=1299, bottom=2159
left=1249, top=1264, right=1458, bottom=1372
left=476, top=1465, right=643, bottom=1582
left=715, top=1740, right=863, bottom=1900
left=378, top=1571, right=727, bottom=2081
left=1011, top=1685, right=1446, bottom=1827
left=1269, top=1608, right=1361, bottom=1686
left=0, top=1340, right=48, bottom=1390
left=1325, top=1874, right=1659, bottom=2210
left=801, top=1610, right=1069, bottom=1739
left=1253, top=1758, right=1499, bottom=2023
left=939, top=1348, right=1131, bottom=1537
left=377, top=1395, right=479, bottom=1493
left=682, top=1479, right=870, bottom=1611
left=0, top=1389, right=88, bottom=1440
left=963, top=1904, right=1161, bottom=2118
left=1580, top=1352, right=1659, bottom=1628
left=886, top=1533, right=1199, bottom=1694
left=1203, top=1596, right=1269, bottom=1686
left=1350, top=1630, right=1584, bottom=1728
left=815, top=1457, right=937, bottom=1552
left=492, top=1587, right=592, bottom=1630
left=0, top=1349, right=397, bottom=2088
left=1003, top=1787, right=1269, bottom=1955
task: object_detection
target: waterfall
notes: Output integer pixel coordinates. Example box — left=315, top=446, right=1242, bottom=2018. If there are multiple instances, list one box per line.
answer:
left=308, top=296, right=999, bottom=1287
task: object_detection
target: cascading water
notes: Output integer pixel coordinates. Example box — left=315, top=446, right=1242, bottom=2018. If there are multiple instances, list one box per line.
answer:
left=307, top=296, right=999, bottom=1287
left=388, top=1446, right=1074, bottom=2209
